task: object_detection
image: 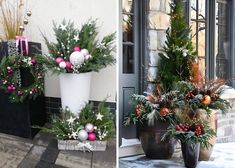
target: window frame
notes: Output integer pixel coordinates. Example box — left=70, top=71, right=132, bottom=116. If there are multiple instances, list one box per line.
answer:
left=186, top=0, right=235, bottom=87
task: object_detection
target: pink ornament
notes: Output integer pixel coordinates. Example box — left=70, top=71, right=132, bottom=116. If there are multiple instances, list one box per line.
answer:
left=88, top=133, right=96, bottom=141
left=37, top=73, right=42, bottom=78
left=85, top=54, right=92, bottom=60
left=73, top=47, right=81, bottom=52
left=31, top=59, right=37, bottom=65
left=18, top=91, right=23, bottom=96
left=65, top=61, right=72, bottom=70
left=55, top=57, right=64, bottom=64
left=7, top=86, right=12, bottom=91
left=12, top=86, right=16, bottom=90
left=7, top=68, right=13, bottom=74
left=85, top=123, right=94, bottom=133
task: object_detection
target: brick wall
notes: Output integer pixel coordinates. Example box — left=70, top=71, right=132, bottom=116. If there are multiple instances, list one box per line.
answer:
left=216, top=89, right=235, bottom=142
left=146, top=0, right=170, bottom=93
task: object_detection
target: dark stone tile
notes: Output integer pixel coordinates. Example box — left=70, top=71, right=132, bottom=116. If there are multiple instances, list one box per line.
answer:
left=33, top=131, right=55, bottom=147
left=54, top=165, right=68, bottom=168
left=41, top=147, right=59, bottom=164
left=55, top=150, right=92, bottom=167
left=92, top=139, right=116, bottom=168
left=36, top=160, right=53, bottom=168
left=18, top=157, right=39, bottom=168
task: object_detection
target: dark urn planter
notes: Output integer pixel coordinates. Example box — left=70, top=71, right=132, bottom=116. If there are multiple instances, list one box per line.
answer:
left=0, top=41, right=46, bottom=139
left=181, top=141, right=200, bottom=168
left=138, top=120, right=176, bottom=159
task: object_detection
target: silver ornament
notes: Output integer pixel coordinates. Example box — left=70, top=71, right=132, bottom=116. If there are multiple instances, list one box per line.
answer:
left=78, top=130, right=88, bottom=141
left=23, top=19, right=29, bottom=25
left=85, top=123, right=94, bottom=133
left=81, top=49, right=89, bottom=56
left=19, top=26, right=25, bottom=32
left=59, top=61, right=66, bottom=69
left=69, top=51, right=85, bottom=66
left=26, top=11, right=32, bottom=17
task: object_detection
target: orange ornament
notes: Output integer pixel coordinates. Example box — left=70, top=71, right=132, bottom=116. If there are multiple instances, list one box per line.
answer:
left=159, top=107, right=170, bottom=116
left=202, top=95, right=211, bottom=106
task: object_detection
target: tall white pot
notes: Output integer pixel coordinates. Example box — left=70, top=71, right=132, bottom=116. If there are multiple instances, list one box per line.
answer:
left=59, top=73, right=92, bottom=114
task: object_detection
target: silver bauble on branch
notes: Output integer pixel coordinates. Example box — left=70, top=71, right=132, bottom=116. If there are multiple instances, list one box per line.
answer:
left=78, top=130, right=88, bottom=141
left=19, top=25, right=25, bottom=32
left=23, top=19, right=29, bottom=25
left=26, top=11, right=32, bottom=17
left=69, top=51, right=85, bottom=66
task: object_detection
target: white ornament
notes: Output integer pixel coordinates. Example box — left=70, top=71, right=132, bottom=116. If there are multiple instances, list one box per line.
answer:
left=73, top=34, right=79, bottom=41
left=78, top=130, right=88, bottom=141
left=85, top=123, right=94, bottom=133
left=182, top=49, right=188, bottom=57
left=71, top=131, right=78, bottom=139
left=67, top=116, right=76, bottom=124
left=96, top=112, right=104, bottom=121
left=182, top=52, right=187, bottom=57
left=85, top=54, right=92, bottom=60
left=81, top=49, right=89, bottom=56
left=59, top=61, right=66, bottom=68
left=60, top=24, right=66, bottom=31
left=69, top=51, right=85, bottom=66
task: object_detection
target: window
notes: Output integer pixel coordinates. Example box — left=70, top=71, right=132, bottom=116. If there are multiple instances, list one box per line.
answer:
left=215, top=0, right=231, bottom=80
left=122, top=0, right=135, bottom=74
left=187, top=0, right=232, bottom=84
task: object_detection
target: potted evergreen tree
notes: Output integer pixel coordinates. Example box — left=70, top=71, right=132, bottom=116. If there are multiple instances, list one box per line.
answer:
left=43, top=20, right=115, bottom=114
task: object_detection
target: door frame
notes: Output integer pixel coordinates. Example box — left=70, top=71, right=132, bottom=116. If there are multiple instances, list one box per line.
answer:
left=118, top=0, right=146, bottom=147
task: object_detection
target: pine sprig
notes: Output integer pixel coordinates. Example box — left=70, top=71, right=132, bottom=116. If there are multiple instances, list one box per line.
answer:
left=42, top=19, right=115, bottom=74
left=157, top=0, right=197, bottom=91
left=36, top=101, right=114, bottom=141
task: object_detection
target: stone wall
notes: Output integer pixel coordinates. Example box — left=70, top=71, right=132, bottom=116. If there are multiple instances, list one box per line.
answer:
left=146, top=0, right=170, bottom=93
left=217, top=88, right=235, bottom=142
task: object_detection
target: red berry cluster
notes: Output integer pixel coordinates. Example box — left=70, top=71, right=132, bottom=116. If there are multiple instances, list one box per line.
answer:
left=175, top=123, right=190, bottom=132
left=6, top=67, right=13, bottom=74
left=185, top=91, right=194, bottom=99
left=195, top=125, right=202, bottom=136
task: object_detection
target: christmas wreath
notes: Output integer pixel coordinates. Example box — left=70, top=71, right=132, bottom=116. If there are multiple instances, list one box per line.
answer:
left=0, top=55, right=46, bottom=103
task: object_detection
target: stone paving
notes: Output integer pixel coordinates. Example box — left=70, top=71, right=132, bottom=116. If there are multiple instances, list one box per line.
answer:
left=0, top=132, right=116, bottom=168
left=119, top=142, right=235, bottom=168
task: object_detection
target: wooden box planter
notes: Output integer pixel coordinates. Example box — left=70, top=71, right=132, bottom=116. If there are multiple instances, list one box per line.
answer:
left=58, top=140, right=107, bottom=151
left=0, top=41, right=46, bottom=139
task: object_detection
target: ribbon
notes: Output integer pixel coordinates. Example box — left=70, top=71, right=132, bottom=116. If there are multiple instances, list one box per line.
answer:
left=77, top=142, right=93, bottom=152
left=16, top=36, right=29, bottom=56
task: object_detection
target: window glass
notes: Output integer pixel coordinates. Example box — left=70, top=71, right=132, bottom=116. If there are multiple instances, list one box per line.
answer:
left=190, top=0, right=206, bottom=79
left=215, top=0, right=231, bottom=80
left=122, top=0, right=135, bottom=74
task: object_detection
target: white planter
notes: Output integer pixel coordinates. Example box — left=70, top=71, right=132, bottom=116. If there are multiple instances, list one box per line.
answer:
left=59, top=73, right=92, bottom=114
left=58, top=140, right=107, bottom=151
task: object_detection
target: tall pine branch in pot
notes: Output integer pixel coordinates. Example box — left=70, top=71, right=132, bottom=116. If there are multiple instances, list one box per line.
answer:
left=157, top=0, right=197, bottom=91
